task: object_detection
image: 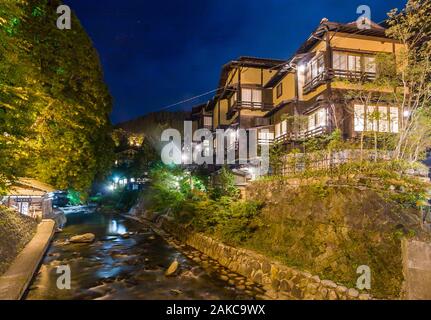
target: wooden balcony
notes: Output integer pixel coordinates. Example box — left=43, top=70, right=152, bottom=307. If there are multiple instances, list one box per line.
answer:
left=275, top=126, right=329, bottom=143
left=227, top=101, right=273, bottom=118
left=303, top=72, right=327, bottom=94
left=331, top=69, right=376, bottom=81
left=303, top=69, right=377, bottom=94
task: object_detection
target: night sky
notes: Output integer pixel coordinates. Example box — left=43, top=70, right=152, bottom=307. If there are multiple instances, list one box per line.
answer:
left=64, top=0, right=407, bottom=124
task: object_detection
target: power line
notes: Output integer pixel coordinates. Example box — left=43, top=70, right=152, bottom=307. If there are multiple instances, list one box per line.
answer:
left=155, top=87, right=234, bottom=112
left=151, top=18, right=391, bottom=113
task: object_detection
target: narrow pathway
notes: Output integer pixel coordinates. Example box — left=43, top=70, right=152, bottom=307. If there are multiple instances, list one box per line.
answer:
left=0, top=220, right=55, bottom=300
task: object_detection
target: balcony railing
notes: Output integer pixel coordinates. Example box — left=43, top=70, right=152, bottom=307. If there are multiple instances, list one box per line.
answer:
left=258, top=138, right=274, bottom=145
left=227, top=100, right=273, bottom=118
left=303, top=69, right=378, bottom=94
left=275, top=126, right=328, bottom=143
left=303, top=72, right=327, bottom=94
left=331, top=69, right=376, bottom=81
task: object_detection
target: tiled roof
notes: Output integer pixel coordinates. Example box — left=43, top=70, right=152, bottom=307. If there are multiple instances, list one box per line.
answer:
left=296, top=19, right=391, bottom=54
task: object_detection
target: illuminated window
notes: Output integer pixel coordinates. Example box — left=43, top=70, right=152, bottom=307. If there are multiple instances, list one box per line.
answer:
left=305, top=55, right=325, bottom=84
left=364, top=56, right=376, bottom=73
left=252, top=90, right=262, bottom=104
left=230, top=92, right=237, bottom=105
left=348, top=55, right=361, bottom=72
left=308, top=108, right=326, bottom=131
left=203, top=116, right=212, bottom=127
left=241, top=88, right=262, bottom=108
left=258, top=132, right=274, bottom=145
left=390, top=107, right=399, bottom=133
left=354, top=104, right=365, bottom=132
left=281, top=120, right=287, bottom=135
left=203, top=139, right=210, bottom=156
left=308, top=113, right=316, bottom=131
left=354, top=104, right=399, bottom=133
left=275, top=123, right=281, bottom=137
left=333, top=52, right=376, bottom=74
left=316, top=109, right=327, bottom=127
left=333, top=52, right=348, bottom=70
left=367, top=106, right=378, bottom=131
left=242, top=88, right=252, bottom=101
left=379, top=106, right=389, bottom=132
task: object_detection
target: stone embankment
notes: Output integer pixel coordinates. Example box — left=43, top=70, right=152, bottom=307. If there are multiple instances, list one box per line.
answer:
left=160, top=218, right=371, bottom=300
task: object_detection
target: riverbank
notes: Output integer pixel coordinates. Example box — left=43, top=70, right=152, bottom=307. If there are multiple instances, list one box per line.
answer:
left=0, top=219, right=55, bottom=300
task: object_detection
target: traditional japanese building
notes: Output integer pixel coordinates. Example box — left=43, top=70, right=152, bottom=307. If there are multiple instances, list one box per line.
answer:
left=193, top=18, right=403, bottom=149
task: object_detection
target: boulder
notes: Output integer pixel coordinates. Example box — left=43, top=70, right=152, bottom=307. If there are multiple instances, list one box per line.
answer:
left=170, top=289, right=183, bottom=295
left=69, top=233, right=96, bottom=243
left=165, top=259, right=179, bottom=276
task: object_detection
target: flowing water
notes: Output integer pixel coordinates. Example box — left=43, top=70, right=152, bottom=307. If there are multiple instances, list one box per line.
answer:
left=25, top=208, right=252, bottom=300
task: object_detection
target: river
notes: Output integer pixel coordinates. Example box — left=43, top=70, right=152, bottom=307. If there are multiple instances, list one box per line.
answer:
left=25, top=208, right=255, bottom=300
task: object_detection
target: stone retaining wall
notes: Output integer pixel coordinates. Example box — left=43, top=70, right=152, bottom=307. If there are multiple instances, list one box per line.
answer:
left=402, top=239, right=431, bottom=299
left=161, top=218, right=371, bottom=300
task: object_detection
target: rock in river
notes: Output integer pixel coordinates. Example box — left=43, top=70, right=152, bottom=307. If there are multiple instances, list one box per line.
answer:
left=165, top=259, right=179, bottom=276
left=69, top=233, right=96, bottom=243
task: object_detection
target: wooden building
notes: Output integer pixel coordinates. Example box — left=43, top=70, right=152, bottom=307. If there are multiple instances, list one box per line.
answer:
left=1, top=178, right=56, bottom=219
left=190, top=18, right=403, bottom=151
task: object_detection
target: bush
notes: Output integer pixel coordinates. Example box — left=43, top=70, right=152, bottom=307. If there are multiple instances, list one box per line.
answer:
left=173, top=191, right=263, bottom=243
left=216, top=200, right=264, bottom=245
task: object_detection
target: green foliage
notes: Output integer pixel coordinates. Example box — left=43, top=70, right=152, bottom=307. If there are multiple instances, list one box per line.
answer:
left=31, top=6, right=44, bottom=17
left=269, top=141, right=285, bottom=175
left=146, top=163, right=208, bottom=214
left=216, top=200, right=263, bottom=245
left=173, top=192, right=263, bottom=245
left=326, top=129, right=344, bottom=151
left=386, top=1, right=431, bottom=161
left=260, top=159, right=430, bottom=208
left=145, top=164, right=263, bottom=245
left=67, top=189, right=82, bottom=206
left=210, top=166, right=240, bottom=200
left=148, top=163, right=186, bottom=212
left=0, top=0, right=114, bottom=194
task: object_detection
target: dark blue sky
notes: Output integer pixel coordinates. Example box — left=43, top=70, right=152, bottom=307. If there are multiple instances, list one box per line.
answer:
left=65, top=0, right=406, bottom=124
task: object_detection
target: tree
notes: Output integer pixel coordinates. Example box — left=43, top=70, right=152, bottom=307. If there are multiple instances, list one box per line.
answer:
left=337, top=52, right=398, bottom=160
left=0, top=1, right=114, bottom=194
left=386, top=0, right=431, bottom=162
left=269, top=141, right=285, bottom=175
left=211, top=166, right=240, bottom=200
